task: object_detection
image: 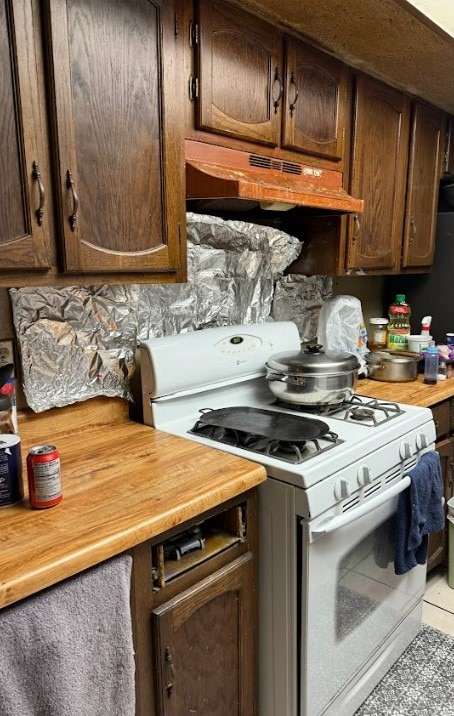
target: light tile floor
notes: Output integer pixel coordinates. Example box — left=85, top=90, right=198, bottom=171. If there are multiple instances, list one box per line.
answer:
left=422, top=566, right=454, bottom=636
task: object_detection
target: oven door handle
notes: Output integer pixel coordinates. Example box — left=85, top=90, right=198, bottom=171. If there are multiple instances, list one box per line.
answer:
left=311, top=476, right=411, bottom=535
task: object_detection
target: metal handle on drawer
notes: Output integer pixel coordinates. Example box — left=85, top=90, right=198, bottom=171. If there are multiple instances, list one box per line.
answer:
left=66, top=169, right=79, bottom=231
left=165, top=646, right=175, bottom=696
left=311, top=476, right=411, bottom=535
left=32, top=161, right=45, bottom=226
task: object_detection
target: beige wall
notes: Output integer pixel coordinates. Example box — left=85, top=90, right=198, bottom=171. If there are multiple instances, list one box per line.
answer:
left=405, top=0, right=454, bottom=37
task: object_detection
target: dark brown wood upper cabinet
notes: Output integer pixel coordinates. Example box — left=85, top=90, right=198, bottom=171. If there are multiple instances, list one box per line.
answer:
left=346, top=75, right=411, bottom=272
left=196, top=0, right=283, bottom=146
left=281, top=38, right=348, bottom=162
left=45, top=0, right=185, bottom=275
left=1, top=0, right=51, bottom=271
left=402, top=102, right=445, bottom=269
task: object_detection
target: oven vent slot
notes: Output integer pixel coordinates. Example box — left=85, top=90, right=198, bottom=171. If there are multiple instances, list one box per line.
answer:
left=342, top=496, right=360, bottom=512
left=364, top=482, right=382, bottom=498
left=385, top=469, right=401, bottom=484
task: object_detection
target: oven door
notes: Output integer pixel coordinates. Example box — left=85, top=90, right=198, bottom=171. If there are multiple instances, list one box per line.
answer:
left=300, top=478, right=426, bottom=716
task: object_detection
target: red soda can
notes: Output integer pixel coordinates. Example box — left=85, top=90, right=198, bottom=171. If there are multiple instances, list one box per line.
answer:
left=27, top=445, right=62, bottom=509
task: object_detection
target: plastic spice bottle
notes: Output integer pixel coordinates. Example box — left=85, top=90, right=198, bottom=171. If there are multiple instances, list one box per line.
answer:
left=368, top=318, right=389, bottom=351
left=423, top=343, right=439, bottom=385
left=387, top=294, right=411, bottom=351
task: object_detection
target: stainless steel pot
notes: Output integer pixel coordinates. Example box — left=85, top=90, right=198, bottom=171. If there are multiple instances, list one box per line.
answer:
left=265, top=344, right=360, bottom=405
left=364, top=350, right=420, bottom=382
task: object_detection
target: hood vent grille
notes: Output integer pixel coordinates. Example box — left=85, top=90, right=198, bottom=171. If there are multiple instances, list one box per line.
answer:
left=249, top=154, right=302, bottom=176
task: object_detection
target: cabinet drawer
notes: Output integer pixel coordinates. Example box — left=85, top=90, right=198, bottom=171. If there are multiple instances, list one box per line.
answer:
left=151, top=502, right=248, bottom=590
left=432, top=400, right=450, bottom=439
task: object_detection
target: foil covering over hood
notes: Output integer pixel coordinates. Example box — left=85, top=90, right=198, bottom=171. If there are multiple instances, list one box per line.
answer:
left=10, top=213, right=331, bottom=413
left=138, top=212, right=302, bottom=339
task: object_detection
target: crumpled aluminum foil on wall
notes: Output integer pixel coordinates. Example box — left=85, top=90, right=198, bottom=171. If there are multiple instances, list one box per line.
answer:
left=10, top=212, right=331, bottom=413
left=137, top=212, right=302, bottom=340
left=271, top=275, right=333, bottom=343
left=9, top=285, right=139, bottom=413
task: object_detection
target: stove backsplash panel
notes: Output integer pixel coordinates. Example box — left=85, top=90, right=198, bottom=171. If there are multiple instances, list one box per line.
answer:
left=10, top=213, right=331, bottom=412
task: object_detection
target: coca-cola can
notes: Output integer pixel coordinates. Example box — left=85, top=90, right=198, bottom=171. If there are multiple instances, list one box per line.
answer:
left=27, top=445, right=62, bottom=509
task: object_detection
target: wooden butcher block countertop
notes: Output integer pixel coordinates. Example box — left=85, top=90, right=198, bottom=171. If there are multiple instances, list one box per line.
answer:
left=356, top=374, right=454, bottom=408
left=0, top=398, right=266, bottom=609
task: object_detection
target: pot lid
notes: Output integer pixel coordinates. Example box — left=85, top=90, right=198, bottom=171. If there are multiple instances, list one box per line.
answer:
left=266, top=344, right=360, bottom=374
left=185, top=141, right=364, bottom=214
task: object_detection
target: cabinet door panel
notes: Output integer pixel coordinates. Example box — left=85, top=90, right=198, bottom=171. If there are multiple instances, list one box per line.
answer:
left=197, top=0, right=282, bottom=146
left=47, top=0, right=184, bottom=274
left=153, top=554, right=255, bottom=716
left=427, top=436, right=453, bottom=572
left=282, top=38, right=348, bottom=161
left=347, top=76, right=410, bottom=271
left=0, top=0, right=50, bottom=269
left=402, top=103, right=445, bottom=268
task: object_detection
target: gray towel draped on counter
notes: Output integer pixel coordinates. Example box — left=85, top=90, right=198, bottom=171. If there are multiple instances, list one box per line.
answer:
left=0, top=555, right=135, bottom=716
left=394, top=450, right=445, bottom=575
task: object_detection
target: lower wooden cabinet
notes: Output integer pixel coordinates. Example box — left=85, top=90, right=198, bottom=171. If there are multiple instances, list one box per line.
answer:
left=427, top=401, right=454, bottom=572
left=153, top=554, right=255, bottom=715
left=130, top=490, right=258, bottom=716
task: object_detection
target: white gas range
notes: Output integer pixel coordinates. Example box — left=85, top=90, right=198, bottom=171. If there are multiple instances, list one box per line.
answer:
left=140, top=322, right=436, bottom=716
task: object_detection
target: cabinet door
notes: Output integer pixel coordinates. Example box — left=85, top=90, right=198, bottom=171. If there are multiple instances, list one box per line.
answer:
left=153, top=553, right=256, bottom=716
left=0, top=0, right=51, bottom=270
left=281, top=37, right=348, bottom=162
left=427, top=436, right=453, bottom=572
left=45, top=0, right=184, bottom=274
left=196, top=0, right=282, bottom=146
left=346, top=76, right=410, bottom=271
left=401, top=103, right=445, bottom=268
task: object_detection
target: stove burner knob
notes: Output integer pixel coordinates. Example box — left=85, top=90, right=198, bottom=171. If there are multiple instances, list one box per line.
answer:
left=416, top=433, right=429, bottom=450
left=334, top=478, right=351, bottom=501
left=399, top=441, right=412, bottom=460
left=357, top=465, right=373, bottom=486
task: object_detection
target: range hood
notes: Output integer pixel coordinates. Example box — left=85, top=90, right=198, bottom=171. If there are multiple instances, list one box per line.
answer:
left=185, top=140, right=363, bottom=214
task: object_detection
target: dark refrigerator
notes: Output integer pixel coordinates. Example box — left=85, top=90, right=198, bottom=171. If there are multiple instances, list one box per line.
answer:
left=386, top=212, right=454, bottom=343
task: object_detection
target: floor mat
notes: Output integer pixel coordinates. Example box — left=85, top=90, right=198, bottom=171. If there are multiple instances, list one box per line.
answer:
left=355, top=624, right=454, bottom=716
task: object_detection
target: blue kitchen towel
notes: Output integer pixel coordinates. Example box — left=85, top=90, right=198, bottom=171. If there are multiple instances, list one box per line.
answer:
left=394, top=450, right=445, bottom=575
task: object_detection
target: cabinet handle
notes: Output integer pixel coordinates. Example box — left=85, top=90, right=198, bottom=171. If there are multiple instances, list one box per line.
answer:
left=273, top=67, right=283, bottom=114
left=66, top=169, right=79, bottom=231
left=351, top=214, right=361, bottom=244
left=32, top=161, right=45, bottom=226
left=165, top=646, right=175, bottom=696
left=410, top=217, right=416, bottom=244
left=288, top=71, right=299, bottom=117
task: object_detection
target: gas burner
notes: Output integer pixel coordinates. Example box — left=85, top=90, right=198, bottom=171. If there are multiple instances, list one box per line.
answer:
left=189, top=411, right=342, bottom=465
left=345, top=406, right=377, bottom=423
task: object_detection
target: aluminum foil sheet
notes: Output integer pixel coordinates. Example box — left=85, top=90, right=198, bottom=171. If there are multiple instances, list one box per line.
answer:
left=271, top=275, right=333, bottom=343
left=9, top=286, right=139, bottom=413
left=137, top=212, right=302, bottom=339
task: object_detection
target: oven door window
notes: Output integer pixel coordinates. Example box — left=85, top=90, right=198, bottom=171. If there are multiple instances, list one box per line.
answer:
left=301, top=495, right=426, bottom=716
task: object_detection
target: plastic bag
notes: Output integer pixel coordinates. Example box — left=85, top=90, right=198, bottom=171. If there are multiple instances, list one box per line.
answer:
left=317, top=295, right=368, bottom=373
